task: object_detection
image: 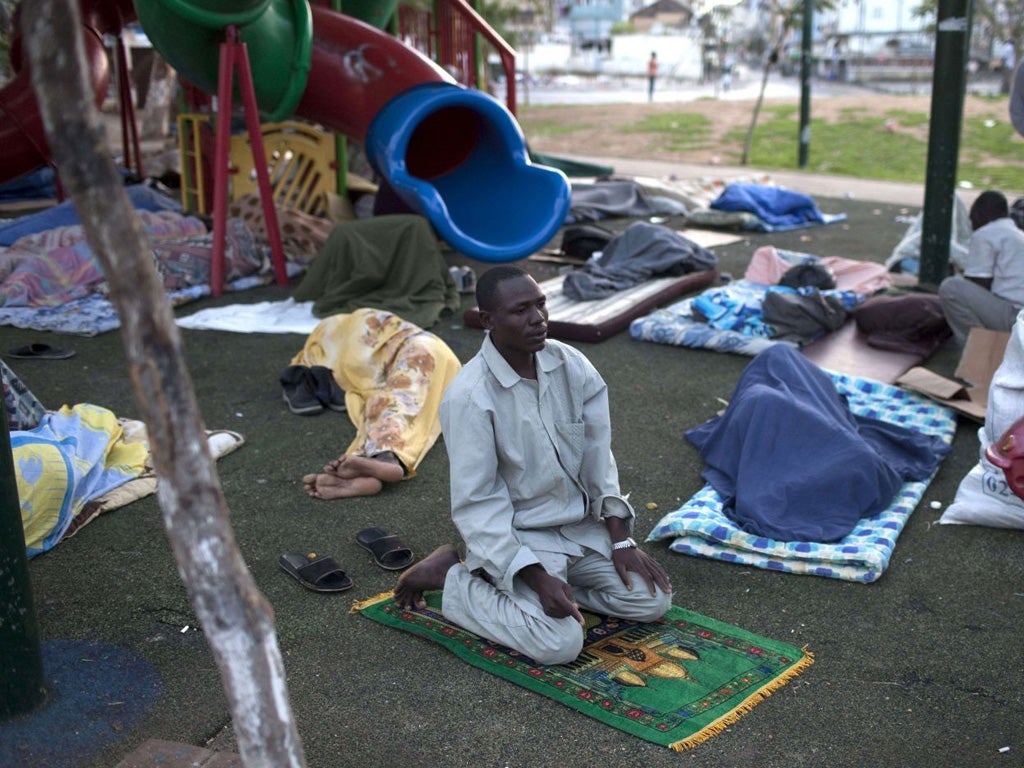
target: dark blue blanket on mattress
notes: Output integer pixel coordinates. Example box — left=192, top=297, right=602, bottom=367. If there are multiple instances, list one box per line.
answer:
left=685, top=344, right=950, bottom=542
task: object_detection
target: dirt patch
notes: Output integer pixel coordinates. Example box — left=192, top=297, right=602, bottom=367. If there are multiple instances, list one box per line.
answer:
left=519, top=93, right=1011, bottom=167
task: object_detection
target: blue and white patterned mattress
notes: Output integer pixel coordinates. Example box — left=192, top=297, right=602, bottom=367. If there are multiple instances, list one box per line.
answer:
left=629, top=278, right=862, bottom=355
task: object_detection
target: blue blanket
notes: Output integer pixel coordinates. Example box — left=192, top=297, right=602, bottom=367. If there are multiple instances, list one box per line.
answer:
left=629, top=278, right=862, bottom=355
left=686, top=344, right=951, bottom=542
left=0, top=185, right=181, bottom=246
left=710, top=184, right=845, bottom=232
left=0, top=167, right=58, bottom=201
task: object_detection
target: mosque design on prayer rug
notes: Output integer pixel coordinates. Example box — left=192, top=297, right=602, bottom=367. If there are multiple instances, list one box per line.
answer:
left=354, top=592, right=813, bottom=751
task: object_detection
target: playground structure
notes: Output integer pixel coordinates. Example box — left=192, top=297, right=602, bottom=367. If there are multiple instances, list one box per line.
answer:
left=0, top=0, right=571, bottom=287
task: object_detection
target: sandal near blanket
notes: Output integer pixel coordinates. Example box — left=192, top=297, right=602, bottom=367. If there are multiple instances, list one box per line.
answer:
left=279, top=552, right=353, bottom=592
left=356, top=527, right=415, bottom=571
left=7, top=342, right=76, bottom=360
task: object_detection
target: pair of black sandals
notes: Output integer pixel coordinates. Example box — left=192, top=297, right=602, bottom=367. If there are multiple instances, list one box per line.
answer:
left=279, top=527, right=415, bottom=593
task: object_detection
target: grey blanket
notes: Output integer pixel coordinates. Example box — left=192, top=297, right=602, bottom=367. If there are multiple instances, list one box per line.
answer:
left=762, top=289, right=848, bottom=344
left=562, top=222, right=718, bottom=301
left=569, top=180, right=687, bottom=222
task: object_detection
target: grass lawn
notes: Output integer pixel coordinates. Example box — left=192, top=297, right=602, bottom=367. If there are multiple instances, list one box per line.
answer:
left=725, top=103, right=1024, bottom=189
left=519, top=93, right=1024, bottom=191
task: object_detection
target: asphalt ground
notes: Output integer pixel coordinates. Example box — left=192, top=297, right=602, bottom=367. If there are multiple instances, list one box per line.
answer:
left=1, top=181, right=1022, bottom=768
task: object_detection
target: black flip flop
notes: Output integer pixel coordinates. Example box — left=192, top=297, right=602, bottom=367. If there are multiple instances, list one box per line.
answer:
left=7, top=343, right=75, bottom=360
left=356, top=527, right=415, bottom=571
left=278, top=552, right=353, bottom=592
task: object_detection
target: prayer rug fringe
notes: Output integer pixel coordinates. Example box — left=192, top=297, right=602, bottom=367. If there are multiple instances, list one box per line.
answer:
left=668, top=648, right=815, bottom=752
left=349, top=591, right=396, bottom=613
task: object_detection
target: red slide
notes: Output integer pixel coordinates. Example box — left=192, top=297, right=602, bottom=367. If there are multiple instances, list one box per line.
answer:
left=0, top=0, right=138, bottom=185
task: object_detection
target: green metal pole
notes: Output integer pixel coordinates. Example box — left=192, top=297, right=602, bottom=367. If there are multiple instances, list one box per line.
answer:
left=798, top=0, right=813, bottom=167
left=0, top=400, right=45, bottom=718
left=331, top=0, right=348, bottom=197
left=919, top=0, right=973, bottom=290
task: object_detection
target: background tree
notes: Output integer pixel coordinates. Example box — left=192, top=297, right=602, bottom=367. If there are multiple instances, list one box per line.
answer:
left=698, top=4, right=737, bottom=88
left=740, top=0, right=837, bottom=165
left=22, top=1, right=306, bottom=765
left=915, top=0, right=1024, bottom=91
left=478, top=0, right=550, bottom=49
left=915, top=0, right=1024, bottom=52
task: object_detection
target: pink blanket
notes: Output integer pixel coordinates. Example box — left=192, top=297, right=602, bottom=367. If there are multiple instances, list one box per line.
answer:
left=744, top=246, right=892, bottom=295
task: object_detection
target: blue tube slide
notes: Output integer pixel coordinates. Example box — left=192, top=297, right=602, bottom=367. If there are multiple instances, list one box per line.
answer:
left=134, top=0, right=570, bottom=263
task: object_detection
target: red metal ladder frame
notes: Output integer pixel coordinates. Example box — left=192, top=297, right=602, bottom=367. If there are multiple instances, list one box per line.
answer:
left=112, top=34, right=144, bottom=180
left=209, top=25, right=288, bottom=297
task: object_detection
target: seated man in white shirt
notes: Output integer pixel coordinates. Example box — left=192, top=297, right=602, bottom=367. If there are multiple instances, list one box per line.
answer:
left=395, top=266, right=672, bottom=665
left=939, top=190, right=1024, bottom=346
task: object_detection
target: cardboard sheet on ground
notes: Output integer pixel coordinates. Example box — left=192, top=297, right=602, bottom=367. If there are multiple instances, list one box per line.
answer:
left=896, top=327, right=1011, bottom=422
left=802, top=320, right=925, bottom=384
left=463, top=269, right=718, bottom=343
left=176, top=298, right=320, bottom=334
left=676, top=228, right=745, bottom=249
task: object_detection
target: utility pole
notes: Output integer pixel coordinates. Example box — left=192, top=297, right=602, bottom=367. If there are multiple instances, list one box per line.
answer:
left=798, top=0, right=813, bottom=167
left=918, top=0, right=973, bottom=290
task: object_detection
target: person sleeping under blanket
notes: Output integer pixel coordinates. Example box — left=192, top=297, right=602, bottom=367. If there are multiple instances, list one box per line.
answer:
left=1, top=362, right=148, bottom=558
left=291, top=214, right=461, bottom=331
left=686, top=344, right=951, bottom=542
left=286, top=308, right=462, bottom=499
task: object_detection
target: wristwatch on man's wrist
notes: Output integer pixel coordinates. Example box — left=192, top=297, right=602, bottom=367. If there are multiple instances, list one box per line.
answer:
left=612, top=537, right=637, bottom=551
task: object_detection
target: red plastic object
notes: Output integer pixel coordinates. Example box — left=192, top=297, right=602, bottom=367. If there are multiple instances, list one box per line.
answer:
left=985, top=414, right=1024, bottom=500
left=0, top=0, right=137, bottom=184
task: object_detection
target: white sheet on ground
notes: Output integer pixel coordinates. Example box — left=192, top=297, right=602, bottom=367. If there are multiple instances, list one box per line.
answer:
left=176, top=298, right=318, bottom=334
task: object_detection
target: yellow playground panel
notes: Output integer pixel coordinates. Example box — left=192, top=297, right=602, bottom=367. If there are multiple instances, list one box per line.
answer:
left=177, top=115, right=338, bottom=217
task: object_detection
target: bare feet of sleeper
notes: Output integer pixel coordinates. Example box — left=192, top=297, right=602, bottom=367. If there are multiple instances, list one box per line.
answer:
left=301, top=453, right=405, bottom=499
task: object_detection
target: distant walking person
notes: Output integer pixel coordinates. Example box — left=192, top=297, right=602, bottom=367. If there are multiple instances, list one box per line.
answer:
left=647, top=52, right=658, bottom=101
left=1001, top=41, right=1017, bottom=95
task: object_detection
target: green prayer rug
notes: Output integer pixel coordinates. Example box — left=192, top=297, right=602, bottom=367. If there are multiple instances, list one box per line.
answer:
left=354, top=591, right=813, bottom=752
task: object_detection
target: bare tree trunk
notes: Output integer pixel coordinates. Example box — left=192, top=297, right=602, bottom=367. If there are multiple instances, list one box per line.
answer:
left=740, top=4, right=795, bottom=167
left=740, top=55, right=774, bottom=165
left=22, top=3, right=306, bottom=767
